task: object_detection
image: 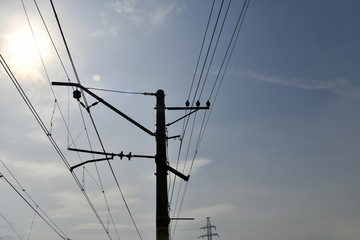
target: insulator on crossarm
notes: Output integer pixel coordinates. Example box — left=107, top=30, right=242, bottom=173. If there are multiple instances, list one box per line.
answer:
left=206, top=101, right=210, bottom=107
left=73, top=90, right=81, bottom=100
left=185, top=100, right=190, bottom=107
left=196, top=100, right=200, bottom=107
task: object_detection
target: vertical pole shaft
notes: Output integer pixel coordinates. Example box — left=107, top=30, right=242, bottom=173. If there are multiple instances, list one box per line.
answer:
left=156, top=89, right=169, bottom=240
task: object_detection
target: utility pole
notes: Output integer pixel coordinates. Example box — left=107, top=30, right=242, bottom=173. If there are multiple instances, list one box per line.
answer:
left=52, top=82, right=208, bottom=240
left=155, top=89, right=169, bottom=240
left=199, top=217, right=219, bottom=240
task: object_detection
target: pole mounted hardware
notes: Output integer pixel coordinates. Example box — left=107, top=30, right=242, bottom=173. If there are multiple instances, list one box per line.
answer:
left=52, top=82, right=210, bottom=240
left=70, top=156, right=114, bottom=172
left=165, top=101, right=210, bottom=127
left=52, top=81, right=155, bottom=136
left=67, top=147, right=156, bottom=172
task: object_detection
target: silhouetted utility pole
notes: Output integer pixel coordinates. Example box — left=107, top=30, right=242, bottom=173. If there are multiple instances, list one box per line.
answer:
left=155, top=89, right=169, bottom=240
left=52, top=82, right=208, bottom=240
left=199, top=217, right=219, bottom=240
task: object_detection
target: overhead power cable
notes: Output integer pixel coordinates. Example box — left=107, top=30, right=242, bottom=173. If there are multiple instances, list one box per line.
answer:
left=0, top=172, right=69, bottom=240
left=27, top=209, right=37, bottom=240
left=170, top=1, right=226, bottom=234
left=48, top=1, right=143, bottom=238
left=0, top=159, right=68, bottom=239
left=190, top=0, right=225, bottom=105
left=88, top=87, right=153, bottom=95
left=169, top=0, right=219, bottom=209
left=0, top=55, right=113, bottom=240
left=171, top=0, right=251, bottom=237
left=0, top=213, right=23, bottom=240
left=32, top=0, right=70, bottom=80
left=21, top=1, right=143, bottom=238
left=187, top=0, right=216, bottom=101
left=198, top=0, right=232, bottom=99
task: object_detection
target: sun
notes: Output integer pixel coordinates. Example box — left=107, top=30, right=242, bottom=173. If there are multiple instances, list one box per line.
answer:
left=5, top=26, right=50, bottom=78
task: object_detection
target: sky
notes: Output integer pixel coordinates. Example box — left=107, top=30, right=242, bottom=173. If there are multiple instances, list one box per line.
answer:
left=1, top=0, right=360, bottom=240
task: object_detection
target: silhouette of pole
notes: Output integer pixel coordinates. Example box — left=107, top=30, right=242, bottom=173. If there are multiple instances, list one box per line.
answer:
left=155, top=89, right=170, bottom=240
left=52, top=82, right=208, bottom=240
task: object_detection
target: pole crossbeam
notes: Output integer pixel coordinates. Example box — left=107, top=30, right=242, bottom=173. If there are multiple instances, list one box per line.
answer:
left=52, top=81, right=155, bottom=136
left=52, top=82, right=209, bottom=240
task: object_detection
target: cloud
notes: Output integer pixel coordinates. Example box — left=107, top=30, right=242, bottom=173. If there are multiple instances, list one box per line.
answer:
left=12, top=160, right=66, bottom=180
left=101, top=0, right=185, bottom=35
left=171, top=157, right=211, bottom=176
left=181, top=203, right=234, bottom=220
left=244, top=69, right=360, bottom=98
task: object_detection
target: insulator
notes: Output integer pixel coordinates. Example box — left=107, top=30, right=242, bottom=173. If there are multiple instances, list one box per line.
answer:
left=196, top=100, right=200, bottom=107
left=206, top=101, right=210, bottom=107
left=73, top=90, right=81, bottom=100
left=185, top=100, right=190, bottom=107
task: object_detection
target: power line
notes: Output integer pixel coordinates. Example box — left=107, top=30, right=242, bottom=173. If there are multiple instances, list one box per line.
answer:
left=33, top=0, right=71, bottom=80
left=190, top=0, right=225, bottom=106
left=169, top=0, right=223, bottom=214
left=27, top=209, right=37, bottom=240
left=0, top=159, right=68, bottom=238
left=171, top=2, right=227, bottom=236
left=88, top=87, right=153, bottom=95
left=171, top=1, right=251, bottom=237
left=18, top=1, right=143, bottom=238
left=199, top=0, right=232, bottom=99
left=199, top=0, right=251, bottom=149
left=48, top=2, right=143, bottom=238
left=0, top=55, right=113, bottom=240
left=0, top=213, right=23, bottom=240
left=187, top=0, right=216, bottom=101
left=208, top=0, right=251, bottom=101
left=0, top=173, right=70, bottom=240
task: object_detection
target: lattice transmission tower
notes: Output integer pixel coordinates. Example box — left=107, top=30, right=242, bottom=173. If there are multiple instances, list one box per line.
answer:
left=199, top=217, right=219, bottom=240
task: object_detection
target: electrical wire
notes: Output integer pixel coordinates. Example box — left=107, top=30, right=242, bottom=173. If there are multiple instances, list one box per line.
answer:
left=169, top=0, right=218, bottom=210
left=0, top=213, right=23, bottom=240
left=187, top=0, right=216, bottom=101
left=20, top=2, right=119, bottom=238
left=27, top=208, right=37, bottom=240
left=0, top=159, right=68, bottom=238
left=198, top=0, right=232, bottom=99
left=88, top=87, right=152, bottom=95
left=190, top=0, right=225, bottom=106
left=32, top=1, right=143, bottom=238
left=0, top=173, right=69, bottom=240
left=208, top=0, right=250, bottom=101
left=202, top=0, right=251, bottom=146
left=0, top=55, right=113, bottom=240
left=182, top=1, right=252, bottom=225
left=170, top=2, right=227, bottom=234
left=171, top=0, right=251, bottom=238
left=9, top=0, right=123, bottom=234
left=32, top=0, right=70, bottom=80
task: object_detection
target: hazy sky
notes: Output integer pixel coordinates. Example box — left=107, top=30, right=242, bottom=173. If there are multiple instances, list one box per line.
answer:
left=1, top=1, right=360, bottom=240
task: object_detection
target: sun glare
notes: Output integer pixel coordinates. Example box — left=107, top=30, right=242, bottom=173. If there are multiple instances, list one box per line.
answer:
left=5, top=26, right=50, bottom=79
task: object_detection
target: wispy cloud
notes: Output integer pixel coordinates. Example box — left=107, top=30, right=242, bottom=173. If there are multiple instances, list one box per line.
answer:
left=12, top=160, right=66, bottom=181
left=172, top=157, right=211, bottom=176
left=98, top=0, right=185, bottom=36
left=244, top=69, right=360, bottom=98
left=181, top=203, right=234, bottom=221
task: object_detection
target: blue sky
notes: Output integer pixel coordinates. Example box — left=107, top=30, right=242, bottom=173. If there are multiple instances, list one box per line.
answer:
left=1, top=0, right=360, bottom=240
